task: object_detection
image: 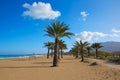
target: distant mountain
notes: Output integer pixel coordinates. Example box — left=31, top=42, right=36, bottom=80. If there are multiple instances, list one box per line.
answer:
left=99, top=41, right=120, bottom=52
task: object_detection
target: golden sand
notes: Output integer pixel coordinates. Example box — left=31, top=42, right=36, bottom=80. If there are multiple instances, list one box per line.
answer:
left=0, top=55, right=119, bottom=80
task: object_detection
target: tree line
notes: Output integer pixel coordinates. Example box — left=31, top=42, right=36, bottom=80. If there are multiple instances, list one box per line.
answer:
left=70, top=40, right=103, bottom=61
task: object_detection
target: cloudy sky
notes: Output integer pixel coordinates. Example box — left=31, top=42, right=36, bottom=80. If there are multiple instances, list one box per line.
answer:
left=0, top=0, right=120, bottom=54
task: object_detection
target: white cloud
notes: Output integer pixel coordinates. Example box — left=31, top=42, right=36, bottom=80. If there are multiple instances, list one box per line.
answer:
left=109, top=34, right=119, bottom=37
left=80, top=11, right=89, bottom=21
left=112, top=29, right=120, bottom=33
left=22, top=2, right=61, bottom=19
left=75, top=31, right=119, bottom=42
left=75, top=31, right=107, bottom=41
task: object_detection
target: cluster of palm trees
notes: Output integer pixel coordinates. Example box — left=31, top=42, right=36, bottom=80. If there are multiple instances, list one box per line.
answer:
left=58, top=40, right=67, bottom=59
left=44, top=21, right=74, bottom=67
left=44, top=40, right=67, bottom=59
left=44, top=42, right=54, bottom=58
left=70, top=41, right=103, bottom=61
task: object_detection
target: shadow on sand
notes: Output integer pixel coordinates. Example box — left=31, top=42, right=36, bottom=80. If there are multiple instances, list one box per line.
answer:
left=33, top=62, right=52, bottom=64
left=0, top=61, right=53, bottom=69
left=63, top=58, right=76, bottom=60
left=0, top=66, right=52, bottom=69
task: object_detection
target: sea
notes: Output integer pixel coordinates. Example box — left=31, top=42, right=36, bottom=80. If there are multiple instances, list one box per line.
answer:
left=0, top=54, right=44, bottom=59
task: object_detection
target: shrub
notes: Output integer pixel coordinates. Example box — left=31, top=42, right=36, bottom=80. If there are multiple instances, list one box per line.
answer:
left=84, top=60, right=89, bottom=63
left=83, top=59, right=90, bottom=63
left=90, top=62, right=98, bottom=66
left=98, top=56, right=106, bottom=60
left=108, top=56, right=120, bottom=64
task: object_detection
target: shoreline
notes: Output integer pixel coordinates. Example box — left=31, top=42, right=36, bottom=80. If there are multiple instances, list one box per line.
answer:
left=0, top=54, right=44, bottom=60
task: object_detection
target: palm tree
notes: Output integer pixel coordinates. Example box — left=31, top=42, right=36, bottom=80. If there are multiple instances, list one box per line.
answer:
left=73, top=40, right=89, bottom=61
left=44, top=42, right=51, bottom=59
left=91, top=43, right=103, bottom=58
left=73, top=41, right=80, bottom=58
left=59, top=40, right=67, bottom=58
left=49, top=42, right=54, bottom=58
left=79, top=40, right=89, bottom=61
left=86, top=46, right=92, bottom=57
left=69, top=47, right=78, bottom=58
left=44, top=21, right=74, bottom=67
left=57, top=40, right=61, bottom=60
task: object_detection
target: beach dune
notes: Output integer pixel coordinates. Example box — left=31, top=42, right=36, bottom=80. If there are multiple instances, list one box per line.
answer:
left=0, top=55, right=120, bottom=80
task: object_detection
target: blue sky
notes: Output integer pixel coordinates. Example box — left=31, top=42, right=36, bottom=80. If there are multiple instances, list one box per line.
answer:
left=0, top=0, right=120, bottom=54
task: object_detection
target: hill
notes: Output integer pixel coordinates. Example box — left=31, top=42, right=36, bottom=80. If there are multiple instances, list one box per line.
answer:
left=99, top=41, right=120, bottom=52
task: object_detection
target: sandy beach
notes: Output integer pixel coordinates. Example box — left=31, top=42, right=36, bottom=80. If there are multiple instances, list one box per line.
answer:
left=0, top=55, right=120, bottom=80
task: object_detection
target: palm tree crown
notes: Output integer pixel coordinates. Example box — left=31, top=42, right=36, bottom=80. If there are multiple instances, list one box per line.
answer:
left=45, top=21, right=74, bottom=39
left=44, top=42, right=51, bottom=49
left=92, top=43, right=103, bottom=49
left=91, top=43, right=103, bottom=58
left=79, top=40, right=89, bottom=53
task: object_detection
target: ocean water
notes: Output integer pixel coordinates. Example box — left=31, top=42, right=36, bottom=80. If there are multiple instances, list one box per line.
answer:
left=0, top=55, right=29, bottom=59
left=0, top=54, right=44, bottom=59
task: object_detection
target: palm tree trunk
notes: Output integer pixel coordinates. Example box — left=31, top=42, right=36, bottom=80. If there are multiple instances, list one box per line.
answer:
left=61, top=48, right=63, bottom=58
left=96, top=49, right=98, bottom=58
left=88, top=50, right=90, bottom=57
left=81, top=52, right=84, bottom=62
left=51, top=49, right=53, bottom=58
left=58, top=49, right=60, bottom=59
left=47, top=48, right=50, bottom=59
left=58, top=43, right=60, bottom=60
left=76, top=48, right=79, bottom=58
left=53, top=38, right=58, bottom=67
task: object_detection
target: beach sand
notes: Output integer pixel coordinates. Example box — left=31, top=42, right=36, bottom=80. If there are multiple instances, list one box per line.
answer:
left=0, top=55, right=120, bottom=80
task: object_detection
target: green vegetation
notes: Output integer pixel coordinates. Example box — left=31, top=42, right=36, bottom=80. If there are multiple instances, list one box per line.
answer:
left=107, top=52, right=120, bottom=64
left=90, top=62, right=98, bottom=66
left=97, top=51, right=111, bottom=60
left=69, top=40, right=120, bottom=64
